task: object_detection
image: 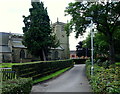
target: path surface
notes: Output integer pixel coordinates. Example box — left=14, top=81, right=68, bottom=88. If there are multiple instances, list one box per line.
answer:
left=31, top=64, right=92, bottom=93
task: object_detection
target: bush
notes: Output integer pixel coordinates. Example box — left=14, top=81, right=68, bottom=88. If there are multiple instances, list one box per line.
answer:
left=72, top=59, right=86, bottom=64
left=116, top=62, right=120, bottom=66
left=95, top=57, right=108, bottom=66
left=2, top=78, right=32, bottom=94
left=115, top=55, right=120, bottom=62
left=12, top=59, right=74, bottom=80
left=86, top=61, right=120, bottom=93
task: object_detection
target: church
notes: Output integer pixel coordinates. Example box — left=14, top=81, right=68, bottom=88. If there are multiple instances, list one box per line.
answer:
left=0, top=21, right=70, bottom=63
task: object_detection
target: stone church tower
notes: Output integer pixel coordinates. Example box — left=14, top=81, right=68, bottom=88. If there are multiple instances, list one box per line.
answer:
left=49, top=19, right=70, bottom=60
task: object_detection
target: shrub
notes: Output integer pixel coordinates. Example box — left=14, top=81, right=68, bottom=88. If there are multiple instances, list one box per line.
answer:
left=72, top=59, right=86, bottom=64
left=115, top=55, right=120, bottom=62
left=116, top=62, right=120, bottom=66
left=86, top=61, right=120, bottom=93
left=2, top=78, right=32, bottom=94
left=96, top=57, right=108, bottom=62
left=12, top=59, right=74, bottom=80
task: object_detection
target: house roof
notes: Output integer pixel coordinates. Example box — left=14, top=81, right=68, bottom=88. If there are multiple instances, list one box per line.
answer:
left=12, top=41, right=27, bottom=48
left=51, top=45, right=64, bottom=50
left=0, top=46, right=11, bottom=53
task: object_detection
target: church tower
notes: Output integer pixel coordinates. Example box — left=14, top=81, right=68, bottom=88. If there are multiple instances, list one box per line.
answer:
left=51, top=19, right=70, bottom=60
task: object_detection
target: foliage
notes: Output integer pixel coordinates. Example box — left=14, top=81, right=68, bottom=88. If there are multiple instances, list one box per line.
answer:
left=22, top=1, right=59, bottom=60
left=65, top=1, right=120, bottom=64
left=76, top=41, right=85, bottom=57
left=95, top=56, right=108, bottom=62
left=2, top=78, right=32, bottom=94
left=86, top=61, right=120, bottom=93
left=12, top=59, right=74, bottom=81
left=116, top=62, right=120, bottom=66
left=114, top=30, right=120, bottom=54
left=83, top=32, right=120, bottom=61
left=76, top=41, right=91, bottom=57
left=72, top=59, right=86, bottom=64
left=83, top=32, right=109, bottom=57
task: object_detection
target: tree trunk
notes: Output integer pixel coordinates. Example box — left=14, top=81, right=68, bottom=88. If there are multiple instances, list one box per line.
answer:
left=108, top=38, right=115, bottom=65
left=39, top=49, right=46, bottom=61
left=42, top=49, right=46, bottom=61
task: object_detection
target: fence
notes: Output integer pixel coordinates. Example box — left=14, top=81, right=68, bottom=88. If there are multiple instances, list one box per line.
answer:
left=1, top=68, right=17, bottom=81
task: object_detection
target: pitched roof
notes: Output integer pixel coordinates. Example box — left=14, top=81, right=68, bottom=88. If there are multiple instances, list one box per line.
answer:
left=12, top=40, right=26, bottom=48
left=51, top=45, right=64, bottom=50
left=0, top=46, right=11, bottom=53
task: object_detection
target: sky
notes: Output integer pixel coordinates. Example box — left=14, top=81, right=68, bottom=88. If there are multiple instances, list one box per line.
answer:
left=0, top=0, right=86, bottom=50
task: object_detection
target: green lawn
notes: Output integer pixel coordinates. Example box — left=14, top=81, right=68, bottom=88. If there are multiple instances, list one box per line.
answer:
left=0, top=61, right=41, bottom=68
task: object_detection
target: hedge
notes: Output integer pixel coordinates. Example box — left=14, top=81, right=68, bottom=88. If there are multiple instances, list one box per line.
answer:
left=12, top=59, right=74, bottom=80
left=2, top=78, right=32, bottom=94
left=72, top=59, right=86, bottom=64
left=85, top=60, right=120, bottom=93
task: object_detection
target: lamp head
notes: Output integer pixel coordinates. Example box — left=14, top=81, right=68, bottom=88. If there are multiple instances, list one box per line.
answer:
left=85, top=17, right=93, bottom=21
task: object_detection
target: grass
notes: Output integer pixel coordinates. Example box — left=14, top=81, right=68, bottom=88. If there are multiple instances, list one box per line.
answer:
left=33, top=67, right=72, bottom=84
left=0, top=61, right=41, bottom=68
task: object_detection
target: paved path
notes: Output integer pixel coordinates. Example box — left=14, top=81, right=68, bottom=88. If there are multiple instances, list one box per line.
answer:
left=31, top=64, right=92, bottom=93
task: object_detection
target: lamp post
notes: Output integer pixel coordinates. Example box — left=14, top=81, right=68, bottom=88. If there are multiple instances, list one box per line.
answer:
left=91, top=27, right=94, bottom=75
left=86, top=17, right=94, bottom=75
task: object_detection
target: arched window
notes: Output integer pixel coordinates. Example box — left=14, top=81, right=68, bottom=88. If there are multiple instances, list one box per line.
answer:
left=20, top=49, right=25, bottom=59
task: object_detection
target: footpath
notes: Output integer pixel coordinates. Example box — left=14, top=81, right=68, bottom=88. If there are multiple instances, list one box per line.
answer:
left=31, top=64, right=92, bottom=93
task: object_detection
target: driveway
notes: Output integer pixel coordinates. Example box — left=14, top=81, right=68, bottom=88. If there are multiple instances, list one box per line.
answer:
left=31, top=64, right=92, bottom=93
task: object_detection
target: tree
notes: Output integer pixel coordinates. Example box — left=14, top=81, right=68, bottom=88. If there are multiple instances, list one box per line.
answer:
left=76, top=41, right=85, bottom=57
left=76, top=41, right=90, bottom=57
left=65, top=1, right=120, bottom=64
left=22, top=1, right=59, bottom=61
left=83, top=31, right=120, bottom=61
left=83, top=32, right=109, bottom=58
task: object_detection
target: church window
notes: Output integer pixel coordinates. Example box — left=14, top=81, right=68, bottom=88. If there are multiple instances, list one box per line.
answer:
left=20, top=49, right=25, bottom=59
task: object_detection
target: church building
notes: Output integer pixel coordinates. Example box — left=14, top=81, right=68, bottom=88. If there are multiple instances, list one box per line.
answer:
left=48, top=20, right=70, bottom=60
left=0, top=21, right=70, bottom=63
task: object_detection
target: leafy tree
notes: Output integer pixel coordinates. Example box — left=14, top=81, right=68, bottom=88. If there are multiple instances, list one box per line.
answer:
left=76, top=41, right=84, bottom=57
left=83, top=31, right=120, bottom=61
left=83, top=32, right=109, bottom=58
left=65, top=1, right=120, bottom=64
left=22, top=1, right=59, bottom=61
left=76, top=41, right=90, bottom=57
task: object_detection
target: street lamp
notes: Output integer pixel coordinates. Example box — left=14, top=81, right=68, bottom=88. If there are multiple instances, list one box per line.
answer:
left=86, top=17, right=94, bottom=75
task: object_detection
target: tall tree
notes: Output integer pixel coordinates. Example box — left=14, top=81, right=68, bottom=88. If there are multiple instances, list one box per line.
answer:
left=83, top=31, right=120, bottom=60
left=65, top=1, right=120, bottom=64
left=83, top=32, right=109, bottom=58
left=76, top=41, right=84, bottom=57
left=22, top=1, right=59, bottom=61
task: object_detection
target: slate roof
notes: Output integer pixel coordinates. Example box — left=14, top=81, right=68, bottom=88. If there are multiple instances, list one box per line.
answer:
left=12, top=40, right=26, bottom=48
left=51, top=45, right=64, bottom=50
left=0, top=46, right=11, bottom=53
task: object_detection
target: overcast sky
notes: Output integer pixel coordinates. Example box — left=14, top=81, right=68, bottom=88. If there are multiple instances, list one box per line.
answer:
left=0, top=0, right=86, bottom=50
